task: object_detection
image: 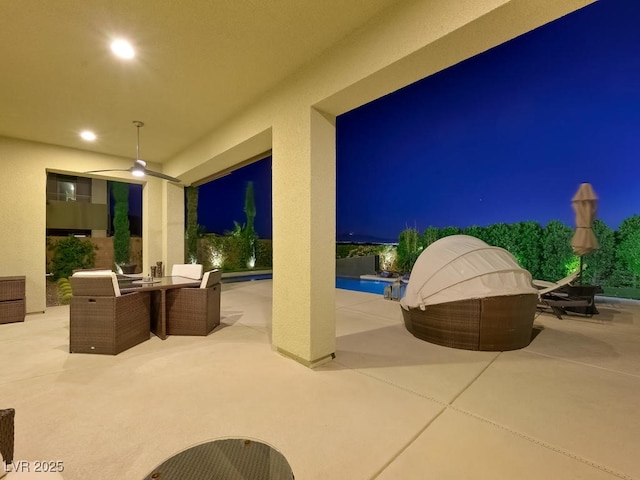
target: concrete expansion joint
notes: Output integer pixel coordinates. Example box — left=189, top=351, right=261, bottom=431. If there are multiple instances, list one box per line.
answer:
left=340, top=355, right=634, bottom=480
left=333, top=359, right=448, bottom=407
left=449, top=355, right=633, bottom=480
left=448, top=406, right=634, bottom=480
left=524, top=349, right=640, bottom=380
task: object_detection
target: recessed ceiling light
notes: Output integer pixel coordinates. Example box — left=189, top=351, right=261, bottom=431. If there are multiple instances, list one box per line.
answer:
left=80, top=130, right=96, bottom=141
left=110, top=39, right=135, bottom=59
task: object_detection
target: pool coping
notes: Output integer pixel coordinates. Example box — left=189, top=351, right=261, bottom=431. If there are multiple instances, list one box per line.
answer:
left=359, top=274, right=403, bottom=283
left=222, top=270, right=272, bottom=279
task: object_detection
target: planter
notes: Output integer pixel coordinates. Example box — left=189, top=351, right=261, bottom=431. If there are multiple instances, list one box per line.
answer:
left=120, top=264, right=137, bottom=274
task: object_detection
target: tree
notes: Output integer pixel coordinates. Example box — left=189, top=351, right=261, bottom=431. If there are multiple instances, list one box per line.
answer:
left=584, top=219, right=615, bottom=285
left=396, top=227, right=421, bottom=273
left=244, top=181, right=256, bottom=233
left=420, top=226, right=440, bottom=249
left=227, top=182, right=259, bottom=269
left=242, top=181, right=257, bottom=267
left=439, top=226, right=461, bottom=239
left=462, top=225, right=486, bottom=242
left=111, top=182, right=130, bottom=267
left=615, top=214, right=640, bottom=286
left=511, top=221, right=543, bottom=278
left=483, top=222, right=515, bottom=251
left=540, top=220, right=575, bottom=281
left=185, top=186, right=199, bottom=263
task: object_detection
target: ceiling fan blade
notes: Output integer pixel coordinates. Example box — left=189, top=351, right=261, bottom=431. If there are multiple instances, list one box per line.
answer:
left=145, top=169, right=181, bottom=183
left=84, top=122, right=181, bottom=183
left=84, top=168, right=130, bottom=174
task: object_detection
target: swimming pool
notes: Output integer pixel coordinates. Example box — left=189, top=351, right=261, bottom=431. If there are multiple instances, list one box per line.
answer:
left=222, top=273, right=397, bottom=296
left=335, top=276, right=390, bottom=295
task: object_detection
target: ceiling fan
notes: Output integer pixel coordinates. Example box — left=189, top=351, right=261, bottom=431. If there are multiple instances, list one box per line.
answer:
left=85, top=121, right=181, bottom=183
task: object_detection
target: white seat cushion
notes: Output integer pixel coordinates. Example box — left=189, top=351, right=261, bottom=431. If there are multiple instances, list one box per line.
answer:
left=171, top=264, right=203, bottom=280
left=71, top=270, right=120, bottom=297
left=200, top=269, right=222, bottom=288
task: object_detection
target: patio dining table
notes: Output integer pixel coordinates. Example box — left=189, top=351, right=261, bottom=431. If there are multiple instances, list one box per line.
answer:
left=120, top=276, right=200, bottom=340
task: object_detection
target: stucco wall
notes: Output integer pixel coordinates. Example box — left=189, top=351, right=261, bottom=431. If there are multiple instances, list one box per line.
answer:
left=0, top=136, right=170, bottom=313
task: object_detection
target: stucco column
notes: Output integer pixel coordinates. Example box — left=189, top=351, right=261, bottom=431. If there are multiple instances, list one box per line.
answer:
left=272, top=107, right=336, bottom=367
left=90, top=178, right=107, bottom=238
left=163, top=181, right=185, bottom=274
left=143, top=179, right=184, bottom=276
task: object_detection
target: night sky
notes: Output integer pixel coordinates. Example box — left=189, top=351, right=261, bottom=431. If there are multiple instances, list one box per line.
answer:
left=197, top=0, right=640, bottom=242
left=197, top=158, right=273, bottom=237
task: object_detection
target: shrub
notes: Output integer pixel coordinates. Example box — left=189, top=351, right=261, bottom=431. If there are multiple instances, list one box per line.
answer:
left=47, top=236, right=97, bottom=280
left=539, top=220, right=574, bottom=281
left=255, top=239, right=273, bottom=269
left=347, top=245, right=382, bottom=258
left=614, top=214, right=640, bottom=287
left=336, top=244, right=353, bottom=259
left=57, top=277, right=73, bottom=305
left=396, top=228, right=421, bottom=273
left=585, top=219, right=615, bottom=285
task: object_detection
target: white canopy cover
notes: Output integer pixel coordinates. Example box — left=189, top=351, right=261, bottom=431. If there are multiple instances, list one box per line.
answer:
left=400, top=235, right=538, bottom=310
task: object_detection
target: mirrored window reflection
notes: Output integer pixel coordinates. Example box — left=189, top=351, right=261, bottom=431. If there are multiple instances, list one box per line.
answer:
left=46, top=173, right=92, bottom=202
left=59, top=181, right=76, bottom=201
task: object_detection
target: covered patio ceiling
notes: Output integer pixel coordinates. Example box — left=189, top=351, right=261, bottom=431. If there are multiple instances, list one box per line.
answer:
left=0, top=0, right=400, bottom=164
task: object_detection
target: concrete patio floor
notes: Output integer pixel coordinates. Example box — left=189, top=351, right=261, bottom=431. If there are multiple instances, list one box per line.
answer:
left=1, top=280, right=639, bottom=479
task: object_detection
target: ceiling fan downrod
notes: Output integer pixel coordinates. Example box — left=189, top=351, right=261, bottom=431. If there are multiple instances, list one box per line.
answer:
left=133, top=120, right=144, bottom=160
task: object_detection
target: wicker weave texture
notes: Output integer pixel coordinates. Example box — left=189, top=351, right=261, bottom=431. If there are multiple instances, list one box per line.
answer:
left=70, top=291, right=150, bottom=354
left=478, top=295, right=538, bottom=350
left=402, top=299, right=481, bottom=350
left=0, top=276, right=25, bottom=324
left=0, top=408, right=15, bottom=465
left=166, top=284, right=221, bottom=336
left=0, top=277, right=25, bottom=302
left=70, top=276, right=117, bottom=297
left=0, top=300, right=26, bottom=324
left=402, top=294, right=537, bottom=351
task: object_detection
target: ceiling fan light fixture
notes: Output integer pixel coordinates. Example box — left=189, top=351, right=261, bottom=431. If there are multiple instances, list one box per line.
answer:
left=131, top=158, right=146, bottom=177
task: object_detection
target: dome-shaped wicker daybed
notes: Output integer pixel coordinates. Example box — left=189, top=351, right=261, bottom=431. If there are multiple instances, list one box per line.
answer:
left=400, top=235, right=538, bottom=351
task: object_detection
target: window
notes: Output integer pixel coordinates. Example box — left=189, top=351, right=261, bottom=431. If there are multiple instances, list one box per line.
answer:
left=46, top=173, right=92, bottom=202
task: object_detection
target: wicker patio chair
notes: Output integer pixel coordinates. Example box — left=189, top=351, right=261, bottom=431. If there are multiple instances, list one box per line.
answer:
left=166, top=270, right=221, bottom=336
left=69, top=271, right=151, bottom=354
left=0, top=408, right=14, bottom=467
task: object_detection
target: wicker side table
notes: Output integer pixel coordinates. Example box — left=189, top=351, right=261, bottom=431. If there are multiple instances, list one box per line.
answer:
left=0, top=276, right=25, bottom=324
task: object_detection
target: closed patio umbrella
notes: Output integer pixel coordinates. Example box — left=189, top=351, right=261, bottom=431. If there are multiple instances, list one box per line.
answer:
left=571, top=183, right=598, bottom=283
